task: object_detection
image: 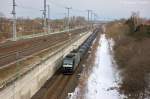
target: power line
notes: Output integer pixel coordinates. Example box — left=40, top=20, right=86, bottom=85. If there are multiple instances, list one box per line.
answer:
left=16, top=0, right=94, bottom=20
left=16, top=5, right=41, bottom=11
left=16, top=0, right=41, bottom=11
left=9, top=0, right=100, bottom=36
left=48, top=0, right=65, bottom=8
left=48, top=1, right=87, bottom=15
left=71, top=8, right=86, bottom=13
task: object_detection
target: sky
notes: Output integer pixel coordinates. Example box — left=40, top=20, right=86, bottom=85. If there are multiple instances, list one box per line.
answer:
left=0, top=0, right=150, bottom=20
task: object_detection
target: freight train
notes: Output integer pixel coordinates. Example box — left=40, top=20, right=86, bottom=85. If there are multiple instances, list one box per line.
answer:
left=62, top=29, right=98, bottom=74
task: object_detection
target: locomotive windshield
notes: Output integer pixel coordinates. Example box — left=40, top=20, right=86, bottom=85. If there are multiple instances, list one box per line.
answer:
left=63, top=59, right=73, bottom=65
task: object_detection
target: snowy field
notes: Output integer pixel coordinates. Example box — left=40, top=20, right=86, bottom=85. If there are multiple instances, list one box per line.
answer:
left=69, top=34, right=124, bottom=99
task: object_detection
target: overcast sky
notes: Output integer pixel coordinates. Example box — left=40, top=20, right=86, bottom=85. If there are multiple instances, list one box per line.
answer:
left=0, top=0, right=150, bottom=20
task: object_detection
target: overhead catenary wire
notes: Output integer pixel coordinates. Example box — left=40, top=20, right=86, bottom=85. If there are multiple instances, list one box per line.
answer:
left=15, top=0, right=43, bottom=19
left=48, top=0, right=65, bottom=8
left=16, top=5, right=41, bottom=11
left=14, top=0, right=99, bottom=21
left=10, top=0, right=100, bottom=35
left=15, top=0, right=41, bottom=11
left=48, top=0, right=87, bottom=15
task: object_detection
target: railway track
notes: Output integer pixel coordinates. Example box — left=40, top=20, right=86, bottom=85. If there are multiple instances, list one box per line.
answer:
left=0, top=28, right=88, bottom=68
left=0, top=37, right=75, bottom=90
left=31, top=53, right=86, bottom=99
left=0, top=27, right=87, bottom=57
left=0, top=27, right=87, bottom=54
left=0, top=33, right=67, bottom=57
left=0, top=37, right=65, bottom=67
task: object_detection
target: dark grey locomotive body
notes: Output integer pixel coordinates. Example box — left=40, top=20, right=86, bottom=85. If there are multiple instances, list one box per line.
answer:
left=62, top=50, right=80, bottom=74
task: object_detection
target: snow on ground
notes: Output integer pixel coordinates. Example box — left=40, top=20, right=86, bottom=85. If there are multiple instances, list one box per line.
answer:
left=69, top=34, right=123, bottom=99
left=85, top=34, right=120, bottom=99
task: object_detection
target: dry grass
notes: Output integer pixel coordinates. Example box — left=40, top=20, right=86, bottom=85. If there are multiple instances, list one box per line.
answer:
left=115, top=37, right=150, bottom=97
left=106, top=21, right=150, bottom=98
